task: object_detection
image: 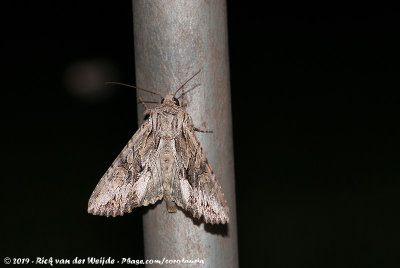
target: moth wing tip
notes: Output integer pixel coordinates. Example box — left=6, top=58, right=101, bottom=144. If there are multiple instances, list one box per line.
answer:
left=87, top=206, right=97, bottom=215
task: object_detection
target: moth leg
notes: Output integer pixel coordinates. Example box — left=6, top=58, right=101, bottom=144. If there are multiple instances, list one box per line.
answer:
left=165, top=199, right=178, bottom=213
left=138, top=97, right=150, bottom=110
left=138, top=97, right=152, bottom=115
left=180, top=99, right=188, bottom=108
left=194, top=127, right=213, bottom=133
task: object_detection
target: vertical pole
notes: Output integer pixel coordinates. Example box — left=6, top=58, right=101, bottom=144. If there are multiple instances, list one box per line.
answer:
left=132, top=1, right=238, bottom=267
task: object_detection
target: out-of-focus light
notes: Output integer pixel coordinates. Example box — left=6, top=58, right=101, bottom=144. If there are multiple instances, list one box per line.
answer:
left=63, top=59, right=120, bottom=102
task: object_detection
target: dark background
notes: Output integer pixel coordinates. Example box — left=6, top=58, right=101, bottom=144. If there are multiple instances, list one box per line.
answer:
left=2, top=1, right=400, bottom=267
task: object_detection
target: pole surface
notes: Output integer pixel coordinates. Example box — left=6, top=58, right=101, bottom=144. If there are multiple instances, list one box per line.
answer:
left=132, top=1, right=238, bottom=267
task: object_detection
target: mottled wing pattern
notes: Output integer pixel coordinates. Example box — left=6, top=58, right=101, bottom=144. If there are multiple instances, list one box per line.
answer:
left=173, top=113, right=229, bottom=224
left=88, top=117, right=163, bottom=217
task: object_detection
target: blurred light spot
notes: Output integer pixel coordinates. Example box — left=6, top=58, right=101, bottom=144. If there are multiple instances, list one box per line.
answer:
left=64, top=59, right=120, bottom=102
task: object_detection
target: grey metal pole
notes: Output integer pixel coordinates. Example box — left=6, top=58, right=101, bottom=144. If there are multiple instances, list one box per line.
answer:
left=132, top=1, right=238, bottom=267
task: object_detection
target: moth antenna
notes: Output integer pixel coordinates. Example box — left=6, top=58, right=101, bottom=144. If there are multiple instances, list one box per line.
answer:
left=105, top=82, right=163, bottom=99
left=173, top=69, right=201, bottom=97
left=137, top=101, right=159, bottom=104
left=177, top=84, right=200, bottom=99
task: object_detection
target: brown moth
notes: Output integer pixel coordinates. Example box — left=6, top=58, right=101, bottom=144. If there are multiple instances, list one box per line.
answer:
left=87, top=72, right=229, bottom=224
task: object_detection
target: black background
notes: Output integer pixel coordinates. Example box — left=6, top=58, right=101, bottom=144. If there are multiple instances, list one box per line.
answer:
left=2, top=2, right=400, bottom=267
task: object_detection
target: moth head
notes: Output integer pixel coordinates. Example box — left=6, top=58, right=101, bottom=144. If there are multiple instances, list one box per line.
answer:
left=161, top=94, right=180, bottom=106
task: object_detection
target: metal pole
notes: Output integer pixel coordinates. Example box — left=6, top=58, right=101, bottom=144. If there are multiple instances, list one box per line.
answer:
left=132, top=1, right=238, bottom=267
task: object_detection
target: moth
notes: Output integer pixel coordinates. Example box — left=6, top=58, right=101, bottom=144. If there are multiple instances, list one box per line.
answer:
left=88, top=71, right=229, bottom=224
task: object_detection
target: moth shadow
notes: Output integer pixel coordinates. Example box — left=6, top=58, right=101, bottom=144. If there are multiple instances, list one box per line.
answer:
left=140, top=203, right=228, bottom=237
left=140, top=202, right=159, bottom=214
left=180, top=208, right=229, bottom=237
